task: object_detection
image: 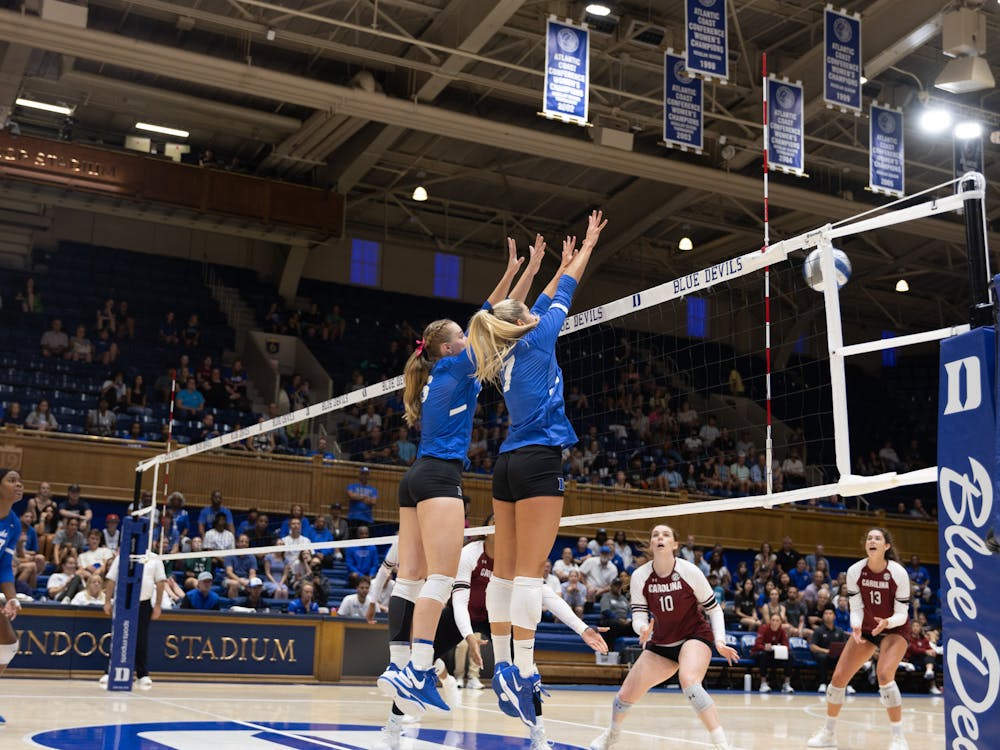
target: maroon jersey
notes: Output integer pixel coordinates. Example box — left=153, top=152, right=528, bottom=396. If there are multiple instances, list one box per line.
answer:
left=455, top=540, right=493, bottom=624
left=846, top=559, right=910, bottom=634
left=631, top=559, right=717, bottom=645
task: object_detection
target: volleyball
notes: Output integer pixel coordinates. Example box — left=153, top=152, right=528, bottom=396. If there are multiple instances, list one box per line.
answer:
left=802, top=247, right=852, bottom=292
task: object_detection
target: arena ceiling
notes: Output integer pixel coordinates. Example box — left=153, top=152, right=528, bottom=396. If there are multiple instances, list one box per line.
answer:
left=0, top=0, right=998, bottom=333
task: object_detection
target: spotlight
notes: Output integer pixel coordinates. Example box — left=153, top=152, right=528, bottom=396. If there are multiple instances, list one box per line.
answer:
left=678, top=237, right=694, bottom=252
left=895, top=279, right=909, bottom=293
left=411, top=185, right=428, bottom=202
left=919, top=108, right=951, bottom=133
left=266, top=27, right=276, bottom=41
left=953, top=121, right=983, bottom=139
left=585, top=3, right=612, bottom=16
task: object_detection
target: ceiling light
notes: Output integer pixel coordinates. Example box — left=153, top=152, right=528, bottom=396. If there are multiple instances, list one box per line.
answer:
left=954, top=120, right=983, bottom=139
left=136, top=122, right=189, bottom=138
left=411, top=185, right=428, bottom=202
left=919, top=108, right=951, bottom=133
left=859, top=75, right=868, bottom=85
left=266, top=27, right=276, bottom=41
left=678, top=237, right=694, bottom=252
left=585, top=3, right=612, bottom=16
left=895, top=279, right=909, bottom=292
left=15, top=98, right=74, bottom=116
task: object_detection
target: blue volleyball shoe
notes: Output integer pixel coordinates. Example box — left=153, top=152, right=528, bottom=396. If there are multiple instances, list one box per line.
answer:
left=377, top=663, right=426, bottom=718
left=494, top=662, right=538, bottom=727
left=492, top=661, right=521, bottom=718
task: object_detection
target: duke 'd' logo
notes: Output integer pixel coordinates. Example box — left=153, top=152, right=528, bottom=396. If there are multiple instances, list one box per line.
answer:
left=943, top=356, right=983, bottom=415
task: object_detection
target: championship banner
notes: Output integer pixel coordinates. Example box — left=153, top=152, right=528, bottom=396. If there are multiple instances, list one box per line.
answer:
left=664, top=51, right=704, bottom=153
left=108, top=514, right=149, bottom=691
left=542, top=18, right=589, bottom=126
left=684, top=0, right=728, bottom=82
left=869, top=103, right=904, bottom=197
left=937, top=319, right=1000, bottom=750
left=823, top=7, right=862, bottom=113
left=766, top=76, right=805, bottom=176
left=954, top=136, right=984, bottom=194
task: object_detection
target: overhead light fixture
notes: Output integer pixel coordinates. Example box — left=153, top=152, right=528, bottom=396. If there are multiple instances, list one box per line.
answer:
left=934, top=56, right=995, bottom=94
left=935, top=8, right=994, bottom=94
left=954, top=120, right=983, bottom=139
left=136, top=122, right=189, bottom=138
left=585, top=3, right=612, bottom=16
left=411, top=185, right=428, bottom=202
left=859, top=75, right=868, bottom=85
left=919, top=108, right=951, bottom=133
left=266, top=27, right=276, bottom=41
left=15, top=97, right=74, bottom=116
left=895, top=279, right=910, bottom=292
left=582, top=5, right=619, bottom=34
left=678, top=236, right=694, bottom=251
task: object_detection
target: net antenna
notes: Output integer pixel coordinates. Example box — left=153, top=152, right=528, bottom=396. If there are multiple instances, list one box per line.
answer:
left=761, top=51, right=774, bottom=496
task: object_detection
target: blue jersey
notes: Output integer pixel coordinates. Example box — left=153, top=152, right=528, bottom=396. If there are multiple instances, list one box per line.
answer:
left=416, top=303, right=490, bottom=463
left=500, top=275, right=578, bottom=452
left=0, top=509, right=17, bottom=584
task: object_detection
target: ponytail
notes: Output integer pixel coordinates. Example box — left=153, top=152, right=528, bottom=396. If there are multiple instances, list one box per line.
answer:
left=467, top=299, right=538, bottom=386
left=402, top=319, right=455, bottom=426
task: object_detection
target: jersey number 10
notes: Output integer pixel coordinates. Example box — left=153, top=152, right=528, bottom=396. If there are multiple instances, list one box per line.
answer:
left=658, top=595, right=675, bottom=612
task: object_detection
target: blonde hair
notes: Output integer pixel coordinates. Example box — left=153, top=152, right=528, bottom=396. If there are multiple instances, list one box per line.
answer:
left=403, top=319, right=455, bottom=426
left=467, top=299, right=539, bottom=385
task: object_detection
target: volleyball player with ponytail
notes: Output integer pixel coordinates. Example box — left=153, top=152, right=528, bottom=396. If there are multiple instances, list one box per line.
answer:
left=377, top=236, right=548, bottom=720
left=0, top=468, right=25, bottom=723
left=466, top=209, right=607, bottom=728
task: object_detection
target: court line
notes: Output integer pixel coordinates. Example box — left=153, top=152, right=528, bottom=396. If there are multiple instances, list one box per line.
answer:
left=802, top=703, right=945, bottom=737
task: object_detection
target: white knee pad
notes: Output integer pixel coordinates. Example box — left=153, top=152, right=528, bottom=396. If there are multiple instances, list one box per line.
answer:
left=0, top=641, right=17, bottom=665
left=394, top=577, right=425, bottom=603
left=682, top=682, right=714, bottom=714
left=418, top=574, right=454, bottom=605
left=510, top=576, right=543, bottom=631
left=879, top=681, right=902, bottom=708
left=826, top=685, right=846, bottom=705
left=486, top=576, right=513, bottom=621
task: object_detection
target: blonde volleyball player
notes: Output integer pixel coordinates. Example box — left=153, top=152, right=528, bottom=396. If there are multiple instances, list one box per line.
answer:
left=589, top=524, right=738, bottom=750
left=808, top=527, right=911, bottom=750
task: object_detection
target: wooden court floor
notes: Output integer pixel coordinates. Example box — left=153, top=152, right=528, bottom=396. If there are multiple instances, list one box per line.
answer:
left=5, top=678, right=944, bottom=749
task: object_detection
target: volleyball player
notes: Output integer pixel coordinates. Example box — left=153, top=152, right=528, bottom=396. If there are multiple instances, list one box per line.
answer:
left=377, top=237, right=548, bottom=716
left=808, top=527, right=911, bottom=750
left=0, top=469, right=24, bottom=723
left=589, top=524, right=737, bottom=750
left=467, top=209, right=607, bottom=727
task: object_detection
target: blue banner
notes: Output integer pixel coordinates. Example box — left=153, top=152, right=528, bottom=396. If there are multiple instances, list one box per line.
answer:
left=543, top=18, right=589, bottom=125
left=954, top=136, right=985, bottom=193
left=664, top=52, right=703, bottom=152
left=938, top=322, right=1000, bottom=750
left=823, top=8, right=862, bottom=113
left=684, top=0, right=728, bottom=81
left=869, top=103, right=904, bottom=197
left=767, top=77, right=804, bottom=176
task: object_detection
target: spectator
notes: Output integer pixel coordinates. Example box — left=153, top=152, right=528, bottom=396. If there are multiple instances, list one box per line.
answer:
left=311, top=515, right=333, bottom=552
left=789, top=558, right=812, bottom=591
left=166, top=492, right=191, bottom=545
left=158, top=311, right=179, bottom=345
left=542, top=560, right=561, bottom=595
left=70, top=573, right=106, bottom=606
left=241, top=577, right=267, bottom=611
left=152, top=510, right=180, bottom=555
left=810, top=607, right=848, bottom=692
left=68, top=324, right=94, bottom=363
left=698, top=415, right=720, bottom=448
left=26, top=399, right=59, bottom=432
left=655, top=458, right=683, bottom=492
left=337, top=576, right=372, bottom=618
left=223, top=535, right=256, bottom=598
left=181, top=572, right=221, bottom=610
left=262, top=548, right=290, bottom=599
left=597, top=577, right=632, bottom=648
left=201, top=368, right=230, bottom=411
left=86, top=399, right=116, bottom=437
left=93, top=328, right=120, bottom=366
left=749, top=452, right=769, bottom=494
left=279, top=504, right=316, bottom=542
left=47, top=557, right=84, bottom=602
left=77, top=529, right=115, bottom=579
left=58, top=485, right=93, bottom=531
left=759, top=587, right=786, bottom=625
left=728, top=367, right=745, bottom=396
left=101, top=513, right=121, bottom=551
left=906, top=554, right=930, bottom=592
left=878, top=439, right=905, bottom=472
left=247, top=416, right=276, bottom=454
left=804, top=544, right=828, bottom=574
left=344, top=525, right=379, bottom=578
left=734, top=578, right=761, bottom=631
left=560, top=569, right=586, bottom=617
left=552, top=548, right=578, bottom=582
left=225, top=360, right=250, bottom=409
left=323, top=503, right=350, bottom=559
left=909, top=498, right=932, bottom=520
left=729, top=451, right=751, bottom=495
left=288, top=581, right=320, bottom=615
left=587, top=528, right=610, bottom=556
left=752, top=613, right=793, bottom=693
left=833, top=593, right=851, bottom=631
left=198, top=413, right=222, bottom=443
left=40, top=318, right=69, bottom=358
left=775, top=536, right=801, bottom=573
left=198, top=490, right=234, bottom=537
left=345, top=467, right=377, bottom=534
left=802, top=570, right=828, bottom=607
left=182, top=537, right=212, bottom=590
left=906, top=621, right=942, bottom=693
left=16, top=276, right=42, bottom=312
left=580, top=546, right=618, bottom=604
left=182, top=313, right=201, bottom=348
left=247, top=514, right=275, bottom=549
left=281, top=518, right=314, bottom=566
left=692, top=549, right=710, bottom=577
left=783, top=586, right=811, bottom=638
left=203, top=512, right=236, bottom=554
left=781, top=449, right=806, bottom=490
left=610, top=530, right=633, bottom=571
left=100, top=371, right=128, bottom=411
left=309, top=436, right=336, bottom=461
left=95, top=298, right=116, bottom=335
left=175, top=377, right=205, bottom=418
left=1, top=401, right=24, bottom=427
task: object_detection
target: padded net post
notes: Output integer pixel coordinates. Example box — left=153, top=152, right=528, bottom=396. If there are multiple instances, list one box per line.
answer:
left=961, top=172, right=993, bottom=328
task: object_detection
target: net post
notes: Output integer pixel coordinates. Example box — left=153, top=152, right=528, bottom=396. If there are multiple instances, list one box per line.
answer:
left=962, top=171, right=993, bottom=328
left=818, top=231, right=852, bottom=479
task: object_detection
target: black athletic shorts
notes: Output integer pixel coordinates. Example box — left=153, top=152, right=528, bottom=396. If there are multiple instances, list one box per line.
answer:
left=398, top=456, right=464, bottom=508
left=434, top=603, right=491, bottom=659
left=492, top=445, right=564, bottom=502
left=861, top=624, right=910, bottom=647
left=645, top=637, right=713, bottom=663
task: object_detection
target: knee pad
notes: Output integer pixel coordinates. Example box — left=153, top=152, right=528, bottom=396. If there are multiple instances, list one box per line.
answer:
left=393, top=577, right=425, bottom=603
left=419, top=574, right=454, bottom=605
left=826, top=685, right=846, bottom=705
left=879, top=681, right=902, bottom=708
left=0, top=641, right=17, bottom=665
left=510, top=577, right=544, bottom=631
left=682, top=682, right=714, bottom=714
left=486, top=576, right=513, bottom=621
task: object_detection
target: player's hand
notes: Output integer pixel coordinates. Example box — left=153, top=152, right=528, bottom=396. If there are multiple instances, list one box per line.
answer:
left=581, top=210, right=608, bottom=249
left=852, top=626, right=864, bottom=645
left=716, top=641, right=739, bottom=665
left=528, top=233, right=546, bottom=269
left=561, top=236, right=577, bottom=267
left=365, top=601, right=377, bottom=624
left=505, top=237, right=525, bottom=275
left=152, top=603, right=162, bottom=620
left=3, top=597, right=21, bottom=621
left=466, top=633, right=488, bottom=667
left=638, top=619, right=654, bottom=647
left=871, top=617, right=888, bottom=636
left=582, top=626, right=608, bottom=654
